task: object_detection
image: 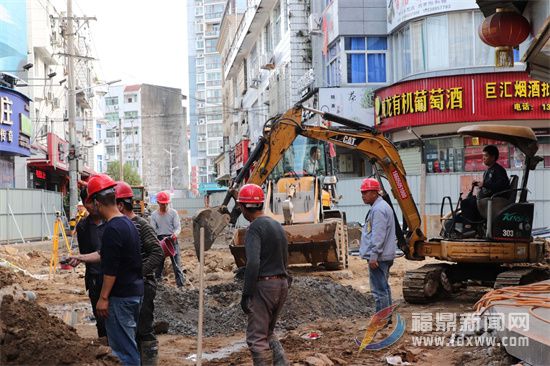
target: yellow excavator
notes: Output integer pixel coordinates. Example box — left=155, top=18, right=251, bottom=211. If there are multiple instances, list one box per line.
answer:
left=193, top=93, right=547, bottom=303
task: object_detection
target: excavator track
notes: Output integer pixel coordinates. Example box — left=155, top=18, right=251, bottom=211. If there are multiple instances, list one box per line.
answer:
left=403, top=264, right=451, bottom=304
left=494, top=268, right=549, bottom=289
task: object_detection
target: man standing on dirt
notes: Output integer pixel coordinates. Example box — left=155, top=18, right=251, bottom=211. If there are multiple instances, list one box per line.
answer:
left=73, top=188, right=106, bottom=340
left=237, top=183, right=290, bottom=366
left=151, top=191, right=185, bottom=288
left=115, top=181, right=164, bottom=366
left=87, top=174, right=144, bottom=365
left=359, top=178, right=396, bottom=314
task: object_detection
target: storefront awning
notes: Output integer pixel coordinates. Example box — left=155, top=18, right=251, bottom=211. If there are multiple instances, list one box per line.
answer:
left=27, top=159, right=68, bottom=173
left=215, top=173, right=231, bottom=182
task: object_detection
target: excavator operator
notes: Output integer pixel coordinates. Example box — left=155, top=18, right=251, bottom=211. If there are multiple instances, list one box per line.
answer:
left=461, top=145, right=511, bottom=222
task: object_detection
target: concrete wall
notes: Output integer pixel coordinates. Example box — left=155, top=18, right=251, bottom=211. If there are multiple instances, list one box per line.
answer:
left=140, top=84, right=189, bottom=192
left=0, top=189, right=64, bottom=243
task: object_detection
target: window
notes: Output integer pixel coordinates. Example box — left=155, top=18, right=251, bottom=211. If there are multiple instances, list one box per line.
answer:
left=125, top=94, right=137, bottom=103
left=105, top=112, right=118, bottom=122
left=326, top=41, right=341, bottom=87
left=124, top=111, right=138, bottom=119
left=105, top=97, right=118, bottom=106
left=273, top=3, right=281, bottom=46
left=264, top=22, right=272, bottom=53
left=207, top=139, right=223, bottom=155
left=96, top=123, right=102, bottom=140
left=196, top=57, right=204, bottom=67
left=205, top=39, right=217, bottom=53
left=196, top=40, right=204, bottom=50
left=106, top=146, right=116, bottom=155
left=206, top=89, right=222, bottom=104
left=204, top=3, right=224, bottom=19
left=345, top=36, right=387, bottom=84
left=207, top=123, right=223, bottom=138
left=205, top=55, right=221, bottom=70
left=197, top=73, right=205, bottom=83
left=393, top=11, right=495, bottom=80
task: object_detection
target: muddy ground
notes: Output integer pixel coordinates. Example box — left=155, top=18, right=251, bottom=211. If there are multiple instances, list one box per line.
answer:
left=0, top=223, right=527, bottom=366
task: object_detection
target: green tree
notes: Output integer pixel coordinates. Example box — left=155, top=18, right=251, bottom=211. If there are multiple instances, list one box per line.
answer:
left=106, top=161, right=142, bottom=185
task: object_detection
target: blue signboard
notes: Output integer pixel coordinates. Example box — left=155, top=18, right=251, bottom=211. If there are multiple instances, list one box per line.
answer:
left=198, top=182, right=228, bottom=194
left=0, top=87, right=31, bottom=156
left=0, top=0, right=28, bottom=80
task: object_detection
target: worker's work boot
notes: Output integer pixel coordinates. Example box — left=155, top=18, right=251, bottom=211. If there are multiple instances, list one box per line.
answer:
left=251, top=350, right=273, bottom=366
left=269, top=337, right=289, bottom=366
left=140, top=340, right=159, bottom=366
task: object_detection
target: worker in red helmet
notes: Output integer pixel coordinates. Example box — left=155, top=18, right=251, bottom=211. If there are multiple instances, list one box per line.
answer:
left=151, top=190, right=185, bottom=288
left=360, top=178, right=397, bottom=316
left=78, top=173, right=144, bottom=365
left=237, top=184, right=290, bottom=366
left=115, top=181, right=164, bottom=365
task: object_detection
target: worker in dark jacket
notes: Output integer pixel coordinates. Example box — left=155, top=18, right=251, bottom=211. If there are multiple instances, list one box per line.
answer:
left=70, top=174, right=143, bottom=365
left=74, top=188, right=106, bottom=339
left=115, top=181, right=164, bottom=366
left=238, top=184, right=290, bottom=366
left=461, top=145, right=511, bottom=221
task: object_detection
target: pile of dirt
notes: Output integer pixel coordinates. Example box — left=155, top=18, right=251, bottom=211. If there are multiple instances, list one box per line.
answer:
left=0, top=267, right=118, bottom=365
left=154, top=276, right=374, bottom=336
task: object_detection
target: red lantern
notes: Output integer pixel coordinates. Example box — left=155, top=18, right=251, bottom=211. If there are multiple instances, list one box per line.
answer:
left=478, top=8, right=531, bottom=67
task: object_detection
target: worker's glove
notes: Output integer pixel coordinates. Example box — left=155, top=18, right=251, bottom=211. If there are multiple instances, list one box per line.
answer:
left=240, top=295, right=251, bottom=314
left=171, top=233, right=177, bottom=241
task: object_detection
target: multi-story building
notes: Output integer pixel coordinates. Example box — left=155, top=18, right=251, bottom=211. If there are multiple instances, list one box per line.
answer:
left=187, top=0, right=226, bottom=193
left=0, top=0, right=101, bottom=192
left=218, top=0, right=312, bottom=180
left=100, top=84, right=189, bottom=194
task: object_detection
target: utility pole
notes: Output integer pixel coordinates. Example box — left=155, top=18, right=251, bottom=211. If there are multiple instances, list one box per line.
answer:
left=119, top=117, right=124, bottom=180
left=67, top=0, right=78, bottom=219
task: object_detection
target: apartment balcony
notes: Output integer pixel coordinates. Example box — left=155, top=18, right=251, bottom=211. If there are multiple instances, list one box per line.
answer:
left=223, top=0, right=278, bottom=80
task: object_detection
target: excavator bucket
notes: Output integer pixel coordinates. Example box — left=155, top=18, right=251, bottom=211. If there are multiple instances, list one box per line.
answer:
left=192, top=206, right=230, bottom=257
left=230, top=218, right=349, bottom=269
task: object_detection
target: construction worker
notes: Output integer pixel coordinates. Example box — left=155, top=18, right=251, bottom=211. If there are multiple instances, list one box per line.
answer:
left=86, top=174, right=143, bottom=365
left=303, top=146, right=322, bottom=176
left=115, top=181, right=164, bottom=366
left=237, top=184, right=290, bottom=366
left=359, top=178, right=396, bottom=314
left=70, top=201, right=88, bottom=236
left=151, top=191, right=185, bottom=288
left=73, top=188, right=106, bottom=340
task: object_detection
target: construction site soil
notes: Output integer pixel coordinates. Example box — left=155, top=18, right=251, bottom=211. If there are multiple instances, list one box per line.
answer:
left=153, top=277, right=375, bottom=336
left=0, top=268, right=118, bottom=366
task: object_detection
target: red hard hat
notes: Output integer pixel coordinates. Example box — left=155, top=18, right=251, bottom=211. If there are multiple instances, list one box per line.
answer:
left=237, top=184, right=264, bottom=204
left=157, top=191, right=171, bottom=204
left=360, top=178, right=381, bottom=192
left=115, top=181, right=133, bottom=199
left=86, top=174, right=117, bottom=203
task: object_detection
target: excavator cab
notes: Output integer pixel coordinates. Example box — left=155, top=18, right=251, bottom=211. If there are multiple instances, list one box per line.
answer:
left=441, top=125, right=539, bottom=242
left=229, top=137, right=348, bottom=269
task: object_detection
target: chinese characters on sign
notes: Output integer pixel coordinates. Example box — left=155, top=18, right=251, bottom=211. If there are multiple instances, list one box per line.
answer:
left=486, top=80, right=550, bottom=113
left=411, top=312, right=529, bottom=333
left=378, top=87, right=463, bottom=119
left=1, top=96, right=15, bottom=143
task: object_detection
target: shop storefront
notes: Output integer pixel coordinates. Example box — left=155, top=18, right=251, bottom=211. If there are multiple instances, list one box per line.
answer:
left=374, top=71, right=550, bottom=173
left=27, top=132, right=69, bottom=193
left=0, top=87, right=32, bottom=188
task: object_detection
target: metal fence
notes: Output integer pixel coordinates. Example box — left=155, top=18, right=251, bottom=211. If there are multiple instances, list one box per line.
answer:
left=0, top=189, right=64, bottom=244
left=335, top=169, right=550, bottom=230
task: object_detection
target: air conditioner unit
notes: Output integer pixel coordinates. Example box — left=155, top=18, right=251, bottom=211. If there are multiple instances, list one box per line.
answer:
left=198, top=119, right=206, bottom=125
left=113, top=105, right=119, bottom=110
left=53, top=98, right=60, bottom=109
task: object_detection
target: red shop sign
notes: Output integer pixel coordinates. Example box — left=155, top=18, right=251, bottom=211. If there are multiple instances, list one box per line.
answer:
left=374, top=72, right=550, bottom=132
left=234, top=139, right=249, bottom=170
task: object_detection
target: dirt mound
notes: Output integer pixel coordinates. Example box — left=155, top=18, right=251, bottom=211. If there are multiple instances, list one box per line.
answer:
left=0, top=294, right=118, bottom=365
left=154, top=276, right=374, bottom=336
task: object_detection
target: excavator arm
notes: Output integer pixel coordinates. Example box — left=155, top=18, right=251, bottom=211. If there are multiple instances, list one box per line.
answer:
left=193, top=104, right=426, bottom=260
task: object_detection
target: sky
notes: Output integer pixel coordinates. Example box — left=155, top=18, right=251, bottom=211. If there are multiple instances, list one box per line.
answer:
left=59, top=0, right=189, bottom=95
